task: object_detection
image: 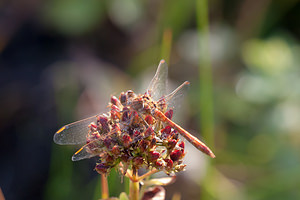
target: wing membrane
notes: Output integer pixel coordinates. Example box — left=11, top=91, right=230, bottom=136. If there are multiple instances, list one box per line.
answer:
left=164, top=81, right=190, bottom=112
left=53, top=115, right=97, bottom=145
left=72, top=138, right=105, bottom=161
left=147, top=60, right=168, bottom=101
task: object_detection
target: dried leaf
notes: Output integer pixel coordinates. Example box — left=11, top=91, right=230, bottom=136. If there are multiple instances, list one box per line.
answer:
left=141, top=186, right=165, bottom=200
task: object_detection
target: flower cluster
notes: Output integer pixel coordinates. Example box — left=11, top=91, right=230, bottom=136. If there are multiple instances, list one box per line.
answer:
left=84, top=90, right=186, bottom=175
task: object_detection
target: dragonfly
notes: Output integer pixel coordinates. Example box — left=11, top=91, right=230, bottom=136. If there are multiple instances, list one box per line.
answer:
left=54, top=60, right=215, bottom=162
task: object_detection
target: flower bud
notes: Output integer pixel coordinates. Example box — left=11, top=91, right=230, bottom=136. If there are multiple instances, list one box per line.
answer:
left=89, top=123, right=98, bottom=132
left=98, top=116, right=110, bottom=133
left=150, top=138, right=157, bottom=148
left=155, top=159, right=164, bottom=169
left=144, top=127, right=154, bottom=138
left=164, top=109, right=173, bottom=120
left=95, top=163, right=110, bottom=175
left=122, top=134, right=132, bottom=148
left=161, top=126, right=172, bottom=139
left=145, top=115, right=154, bottom=125
left=111, top=95, right=121, bottom=107
left=178, top=141, right=185, bottom=153
left=111, top=145, right=121, bottom=155
left=148, top=150, right=160, bottom=162
left=139, top=139, right=150, bottom=152
left=167, top=139, right=177, bottom=150
left=164, top=158, right=173, bottom=169
left=170, top=149, right=183, bottom=162
left=104, top=137, right=112, bottom=149
left=133, top=157, right=144, bottom=167
left=111, top=124, right=121, bottom=136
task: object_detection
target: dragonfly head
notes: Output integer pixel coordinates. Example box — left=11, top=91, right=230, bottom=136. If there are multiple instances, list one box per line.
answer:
left=131, top=97, right=145, bottom=112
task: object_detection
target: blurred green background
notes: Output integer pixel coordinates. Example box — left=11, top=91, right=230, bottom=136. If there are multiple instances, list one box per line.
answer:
left=1, top=0, right=300, bottom=199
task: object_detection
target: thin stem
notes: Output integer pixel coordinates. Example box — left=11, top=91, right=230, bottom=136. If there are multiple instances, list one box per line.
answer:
left=129, top=168, right=140, bottom=200
left=196, top=0, right=214, bottom=149
left=101, top=174, right=109, bottom=199
left=137, top=168, right=159, bottom=182
left=160, top=28, right=173, bottom=63
left=196, top=0, right=215, bottom=199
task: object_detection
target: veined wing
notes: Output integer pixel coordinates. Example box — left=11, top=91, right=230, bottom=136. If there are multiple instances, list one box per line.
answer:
left=164, top=81, right=190, bottom=113
left=54, top=115, right=97, bottom=145
left=72, top=138, right=105, bottom=161
left=147, top=60, right=168, bottom=101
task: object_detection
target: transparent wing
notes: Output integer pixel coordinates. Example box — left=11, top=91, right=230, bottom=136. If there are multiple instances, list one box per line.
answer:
left=72, top=139, right=105, bottom=161
left=53, top=115, right=97, bottom=145
left=147, top=60, right=168, bottom=101
left=164, top=81, right=190, bottom=113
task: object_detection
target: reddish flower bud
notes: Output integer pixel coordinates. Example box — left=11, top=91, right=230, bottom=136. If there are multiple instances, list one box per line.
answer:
left=170, top=149, right=183, bottom=162
left=104, top=154, right=115, bottom=164
left=133, top=157, right=144, bottom=167
left=95, top=163, right=110, bottom=175
left=145, top=115, right=154, bottom=125
left=139, top=139, right=150, bottom=152
left=164, top=109, right=173, bottom=120
left=178, top=141, right=185, bottom=153
left=144, top=127, right=154, bottom=138
left=90, top=131, right=100, bottom=140
left=167, top=139, right=177, bottom=149
left=111, top=145, right=121, bottom=155
left=155, top=160, right=164, bottom=169
left=150, top=138, right=157, bottom=148
left=133, top=130, right=141, bottom=137
left=111, top=96, right=121, bottom=107
left=104, top=137, right=112, bottom=149
left=148, top=151, right=160, bottom=162
left=98, top=116, right=110, bottom=133
left=121, top=153, right=130, bottom=162
left=111, top=124, right=121, bottom=136
left=171, top=130, right=179, bottom=140
left=111, top=110, right=121, bottom=120
left=90, top=123, right=97, bottom=129
left=164, top=158, right=173, bottom=169
left=111, top=105, right=120, bottom=112
left=161, top=126, right=172, bottom=138
left=122, top=134, right=132, bottom=148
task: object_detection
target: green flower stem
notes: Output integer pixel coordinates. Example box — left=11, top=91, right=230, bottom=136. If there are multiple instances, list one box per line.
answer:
left=160, top=28, right=173, bottom=63
left=196, top=0, right=214, bottom=149
left=129, top=168, right=139, bottom=200
left=196, top=0, right=215, bottom=198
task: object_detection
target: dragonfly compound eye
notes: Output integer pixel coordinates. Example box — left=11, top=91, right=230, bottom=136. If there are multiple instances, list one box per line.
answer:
left=126, top=90, right=135, bottom=98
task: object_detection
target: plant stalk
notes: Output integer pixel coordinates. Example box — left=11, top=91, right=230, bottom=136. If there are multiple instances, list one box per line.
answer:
left=101, top=174, right=109, bottom=199
left=129, top=168, right=139, bottom=200
left=196, top=0, right=215, bottom=199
